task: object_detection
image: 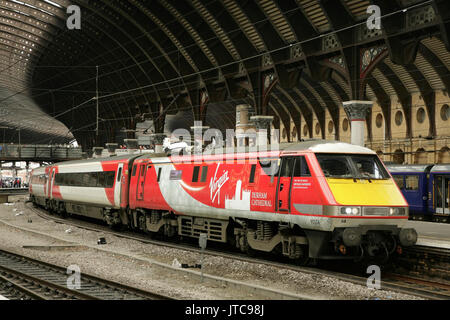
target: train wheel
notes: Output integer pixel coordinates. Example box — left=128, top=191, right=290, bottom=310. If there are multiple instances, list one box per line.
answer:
left=58, top=202, right=67, bottom=218
left=293, top=244, right=310, bottom=266
left=246, top=245, right=257, bottom=258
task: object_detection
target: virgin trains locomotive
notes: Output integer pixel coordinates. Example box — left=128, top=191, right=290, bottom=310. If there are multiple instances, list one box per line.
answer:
left=29, top=140, right=418, bottom=263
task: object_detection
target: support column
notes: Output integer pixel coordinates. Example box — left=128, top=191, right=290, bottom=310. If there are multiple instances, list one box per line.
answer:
left=105, top=143, right=118, bottom=157
left=342, top=101, right=373, bottom=147
left=25, top=161, right=29, bottom=185
left=250, top=115, right=274, bottom=146
left=190, top=121, right=210, bottom=154
left=236, top=105, right=255, bottom=147
left=151, top=134, right=166, bottom=154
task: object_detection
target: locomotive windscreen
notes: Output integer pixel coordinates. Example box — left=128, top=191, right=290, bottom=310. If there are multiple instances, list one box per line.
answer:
left=316, top=154, right=389, bottom=180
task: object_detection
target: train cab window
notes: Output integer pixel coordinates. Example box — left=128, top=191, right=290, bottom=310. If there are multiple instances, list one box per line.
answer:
left=117, top=168, right=122, bottom=182
left=293, top=156, right=311, bottom=177
left=249, top=164, right=257, bottom=183
left=405, top=175, right=419, bottom=191
left=200, top=166, right=208, bottom=182
left=316, top=154, right=389, bottom=179
left=192, top=166, right=200, bottom=182
left=157, top=168, right=162, bottom=182
left=393, top=175, right=404, bottom=189
left=131, top=165, right=137, bottom=176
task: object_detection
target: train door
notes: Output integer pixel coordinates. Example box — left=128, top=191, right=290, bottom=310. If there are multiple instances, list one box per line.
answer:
left=434, top=175, right=450, bottom=215
left=47, top=167, right=55, bottom=199
left=114, top=163, right=124, bottom=207
left=136, top=162, right=147, bottom=201
left=276, top=157, right=295, bottom=212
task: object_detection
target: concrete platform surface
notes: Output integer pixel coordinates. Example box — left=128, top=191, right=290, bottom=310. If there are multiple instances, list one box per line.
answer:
left=405, top=221, right=450, bottom=249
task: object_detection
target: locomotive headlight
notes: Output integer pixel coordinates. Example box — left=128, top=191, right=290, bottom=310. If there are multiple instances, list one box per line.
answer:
left=340, top=207, right=360, bottom=215
left=390, top=208, right=406, bottom=216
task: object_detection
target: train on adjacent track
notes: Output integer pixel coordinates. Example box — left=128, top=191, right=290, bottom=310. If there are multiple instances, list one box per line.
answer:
left=386, top=164, right=450, bottom=223
left=29, top=140, right=418, bottom=263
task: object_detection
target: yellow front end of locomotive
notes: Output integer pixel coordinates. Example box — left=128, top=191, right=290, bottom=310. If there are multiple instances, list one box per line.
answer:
left=326, top=178, right=407, bottom=207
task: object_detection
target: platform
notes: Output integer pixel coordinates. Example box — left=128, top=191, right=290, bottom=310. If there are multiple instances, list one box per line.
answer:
left=0, top=189, right=28, bottom=204
left=405, top=221, right=450, bottom=249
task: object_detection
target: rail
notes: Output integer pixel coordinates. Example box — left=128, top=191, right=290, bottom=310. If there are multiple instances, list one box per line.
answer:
left=0, top=248, right=172, bottom=300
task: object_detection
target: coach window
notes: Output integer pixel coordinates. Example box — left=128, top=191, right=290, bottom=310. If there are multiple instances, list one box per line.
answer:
left=249, top=164, right=257, bottom=183
left=98, top=172, right=106, bottom=187
left=405, top=175, right=419, bottom=191
left=192, top=166, right=200, bottom=182
left=85, top=173, right=98, bottom=187
left=393, top=175, right=404, bottom=189
left=117, top=167, right=123, bottom=182
left=132, top=165, right=137, bottom=176
left=293, top=157, right=311, bottom=177
left=200, top=166, right=208, bottom=182
left=105, top=172, right=115, bottom=188
left=73, top=173, right=83, bottom=186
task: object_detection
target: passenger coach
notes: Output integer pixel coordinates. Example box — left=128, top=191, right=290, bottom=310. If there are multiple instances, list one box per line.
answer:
left=387, top=164, right=450, bottom=223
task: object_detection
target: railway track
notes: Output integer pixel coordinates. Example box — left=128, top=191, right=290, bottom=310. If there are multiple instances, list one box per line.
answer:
left=0, top=248, right=172, bottom=300
left=24, top=202, right=450, bottom=300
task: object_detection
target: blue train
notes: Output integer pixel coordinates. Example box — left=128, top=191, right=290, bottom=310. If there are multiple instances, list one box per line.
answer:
left=386, top=164, right=450, bottom=223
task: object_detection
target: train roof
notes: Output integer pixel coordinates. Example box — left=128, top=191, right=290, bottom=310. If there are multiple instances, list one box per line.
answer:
left=430, top=164, right=450, bottom=172
left=42, top=153, right=140, bottom=168
left=35, top=140, right=376, bottom=168
left=385, top=164, right=433, bottom=173
left=135, top=140, right=375, bottom=160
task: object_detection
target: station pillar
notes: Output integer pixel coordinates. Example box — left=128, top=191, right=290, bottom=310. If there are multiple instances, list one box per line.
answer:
left=190, top=121, right=210, bottom=154
left=250, top=115, right=274, bottom=147
left=105, top=143, right=118, bottom=157
left=151, top=134, right=166, bottom=154
left=236, top=105, right=255, bottom=147
left=93, top=147, right=104, bottom=158
left=342, top=101, right=373, bottom=147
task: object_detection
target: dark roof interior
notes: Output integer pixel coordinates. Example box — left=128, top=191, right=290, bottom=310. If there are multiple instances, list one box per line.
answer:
left=1, top=0, right=449, bottom=148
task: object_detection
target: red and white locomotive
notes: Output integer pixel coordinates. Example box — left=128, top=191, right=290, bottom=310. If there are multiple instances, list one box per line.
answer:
left=30, top=140, right=418, bottom=262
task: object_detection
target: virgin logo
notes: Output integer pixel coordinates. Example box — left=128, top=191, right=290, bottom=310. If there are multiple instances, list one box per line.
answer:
left=210, top=164, right=229, bottom=204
